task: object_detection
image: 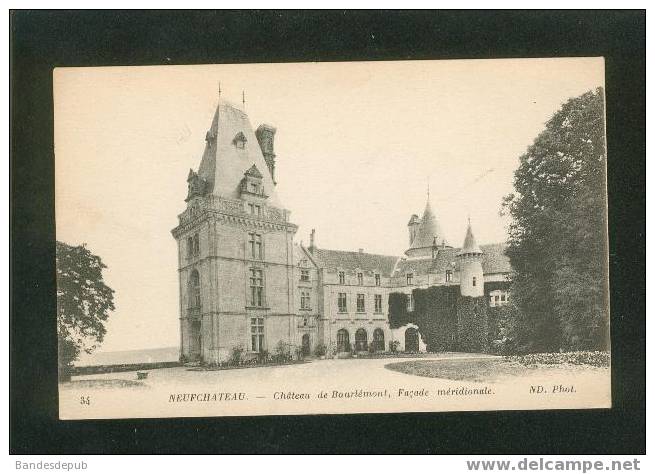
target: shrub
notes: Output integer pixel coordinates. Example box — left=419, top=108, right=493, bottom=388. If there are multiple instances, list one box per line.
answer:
left=314, top=342, right=327, bottom=357
left=273, top=340, right=292, bottom=363
left=229, top=346, right=244, bottom=366
left=389, top=340, right=400, bottom=353
left=257, top=349, right=270, bottom=364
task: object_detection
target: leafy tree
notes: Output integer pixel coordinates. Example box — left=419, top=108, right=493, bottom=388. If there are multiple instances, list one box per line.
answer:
left=502, top=87, right=609, bottom=351
left=56, top=242, right=115, bottom=381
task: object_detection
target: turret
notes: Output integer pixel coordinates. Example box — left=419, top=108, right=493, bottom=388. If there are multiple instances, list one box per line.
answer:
left=457, top=219, right=484, bottom=297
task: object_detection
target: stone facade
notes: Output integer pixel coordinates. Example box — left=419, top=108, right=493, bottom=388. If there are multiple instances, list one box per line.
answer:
left=172, top=98, right=512, bottom=363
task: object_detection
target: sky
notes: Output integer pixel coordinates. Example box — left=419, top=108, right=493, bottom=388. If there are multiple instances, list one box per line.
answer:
left=54, top=58, right=605, bottom=352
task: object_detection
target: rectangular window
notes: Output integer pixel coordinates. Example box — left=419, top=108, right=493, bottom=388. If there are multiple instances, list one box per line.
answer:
left=248, top=233, right=263, bottom=260
left=374, top=294, right=382, bottom=313
left=300, top=269, right=310, bottom=281
left=250, top=317, right=265, bottom=352
left=356, top=294, right=365, bottom=312
left=249, top=268, right=264, bottom=307
left=338, top=293, right=347, bottom=313
left=248, top=203, right=255, bottom=215
left=472, top=277, right=477, bottom=287
left=338, top=271, right=345, bottom=285
left=407, top=293, right=413, bottom=312
left=357, top=273, right=364, bottom=286
left=375, top=274, right=381, bottom=286
left=446, top=270, right=452, bottom=282
left=255, top=204, right=261, bottom=217
left=407, top=273, right=413, bottom=285
left=301, top=290, right=311, bottom=310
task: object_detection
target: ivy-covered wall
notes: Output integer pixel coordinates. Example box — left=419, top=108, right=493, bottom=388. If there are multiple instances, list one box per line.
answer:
left=388, top=280, right=511, bottom=353
left=456, top=296, right=488, bottom=352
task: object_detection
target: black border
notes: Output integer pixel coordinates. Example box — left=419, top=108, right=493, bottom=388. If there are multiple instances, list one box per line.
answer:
left=10, top=10, right=646, bottom=454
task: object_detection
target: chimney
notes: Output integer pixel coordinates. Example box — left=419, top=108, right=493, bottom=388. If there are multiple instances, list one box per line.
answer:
left=255, top=124, right=277, bottom=185
left=309, top=229, right=316, bottom=253
left=358, top=248, right=364, bottom=253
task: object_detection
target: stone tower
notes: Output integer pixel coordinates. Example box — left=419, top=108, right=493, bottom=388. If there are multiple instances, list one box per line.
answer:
left=457, top=219, right=484, bottom=297
left=171, top=99, right=298, bottom=364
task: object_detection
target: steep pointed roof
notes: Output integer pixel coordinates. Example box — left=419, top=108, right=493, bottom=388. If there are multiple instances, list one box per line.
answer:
left=406, top=200, right=448, bottom=254
left=457, top=219, right=483, bottom=255
left=196, top=99, right=281, bottom=207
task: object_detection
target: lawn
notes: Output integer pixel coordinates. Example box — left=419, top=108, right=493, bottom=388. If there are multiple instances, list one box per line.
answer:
left=384, top=355, right=609, bottom=383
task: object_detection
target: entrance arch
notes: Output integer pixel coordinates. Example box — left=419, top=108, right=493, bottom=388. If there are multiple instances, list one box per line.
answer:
left=337, top=329, right=350, bottom=352
left=301, top=333, right=310, bottom=356
left=355, top=328, right=368, bottom=352
left=373, top=328, right=385, bottom=352
left=405, top=327, right=419, bottom=353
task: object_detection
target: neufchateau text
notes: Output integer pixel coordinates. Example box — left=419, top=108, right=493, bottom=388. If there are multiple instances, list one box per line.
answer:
left=168, top=386, right=495, bottom=403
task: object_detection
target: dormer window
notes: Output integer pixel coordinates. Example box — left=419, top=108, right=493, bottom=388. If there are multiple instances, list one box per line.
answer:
left=233, top=131, right=247, bottom=149
left=240, top=164, right=268, bottom=200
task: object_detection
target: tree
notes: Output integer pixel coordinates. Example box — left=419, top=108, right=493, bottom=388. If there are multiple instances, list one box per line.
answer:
left=502, top=88, right=609, bottom=352
left=56, top=241, right=115, bottom=381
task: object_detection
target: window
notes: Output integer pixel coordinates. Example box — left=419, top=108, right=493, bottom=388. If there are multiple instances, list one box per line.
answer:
left=356, top=294, right=365, bottom=312
left=357, top=273, right=364, bottom=286
left=187, top=234, right=199, bottom=259
left=374, top=294, right=382, bottom=313
left=446, top=270, right=453, bottom=282
left=250, top=182, right=259, bottom=194
left=301, top=290, right=311, bottom=310
left=338, top=271, right=345, bottom=285
left=406, top=273, right=413, bottom=285
left=489, top=290, right=510, bottom=307
left=251, top=317, right=264, bottom=352
left=472, top=276, right=477, bottom=287
left=248, top=233, right=263, bottom=260
left=187, top=237, right=193, bottom=259
left=188, top=270, right=201, bottom=309
left=338, top=293, right=347, bottom=312
left=248, top=204, right=262, bottom=217
left=375, top=274, right=381, bottom=286
left=300, top=269, right=310, bottom=282
left=249, top=268, right=264, bottom=307
left=406, top=293, right=413, bottom=312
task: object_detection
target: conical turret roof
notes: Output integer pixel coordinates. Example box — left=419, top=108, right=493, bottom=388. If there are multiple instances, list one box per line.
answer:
left=406, top=200, right=448, bottom=253
left=457, top=219, right=483, bottom=256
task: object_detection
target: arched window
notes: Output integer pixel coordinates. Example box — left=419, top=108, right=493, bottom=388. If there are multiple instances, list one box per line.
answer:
left=373, top=328, right=385, bottom=352
left=337, top=329, right=350, bottom=353
left=188, top=270, right=201, bottom=309
left=355, top=328, right=368, bottom=352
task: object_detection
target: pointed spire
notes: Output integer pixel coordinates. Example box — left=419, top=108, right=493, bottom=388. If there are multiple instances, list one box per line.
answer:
left=458, top=218, right=482, bottom=256
left=405, top=197, right=448, bottom=254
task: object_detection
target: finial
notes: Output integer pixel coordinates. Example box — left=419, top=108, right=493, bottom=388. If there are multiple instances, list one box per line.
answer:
left=427, top=177, right=430, bottom=200
left=218, top=81, right=222, bottom=98
left=467, top=214, right=471, bottom=226
left=242, top=90, right=245, bottom=107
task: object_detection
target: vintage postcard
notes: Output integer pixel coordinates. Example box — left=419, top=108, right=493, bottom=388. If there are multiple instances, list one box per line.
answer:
left=55, top=58, right=610, bottom=420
